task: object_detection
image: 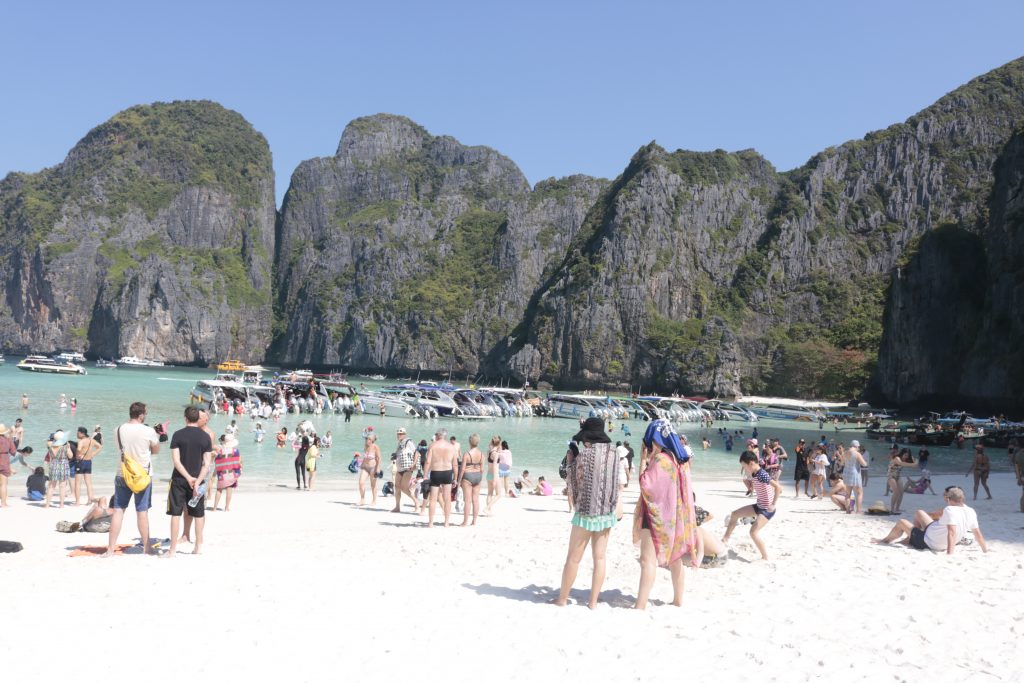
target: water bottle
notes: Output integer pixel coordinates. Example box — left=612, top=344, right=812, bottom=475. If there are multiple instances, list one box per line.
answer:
left=188, top=482, right=207, bottom=508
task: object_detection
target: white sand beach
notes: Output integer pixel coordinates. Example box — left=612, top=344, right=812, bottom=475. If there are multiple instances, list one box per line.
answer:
left=1, top=471, right=1021, bottom=682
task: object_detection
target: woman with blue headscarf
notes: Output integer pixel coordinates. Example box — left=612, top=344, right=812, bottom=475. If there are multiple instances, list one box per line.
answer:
left=633, top=419, right=700, bottom=610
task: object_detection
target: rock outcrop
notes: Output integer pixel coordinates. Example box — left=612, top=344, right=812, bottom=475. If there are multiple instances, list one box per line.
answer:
left=0, top=101, right=275, bottom=363
left=272, top=114, right=606, bottom=373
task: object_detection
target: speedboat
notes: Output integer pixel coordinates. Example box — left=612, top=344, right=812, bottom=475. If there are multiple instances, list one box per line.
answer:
left=117, top=356, right=165, bottom=368
left=56, top=351, right=87, bottom=364
left=701, top=400, right=759, bottom=422
left=17, top=355, right=86, bottom=375
left=95, top=358, right=117, bottom=368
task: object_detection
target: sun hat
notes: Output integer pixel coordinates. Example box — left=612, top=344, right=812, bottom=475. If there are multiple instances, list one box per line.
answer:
left=0, top=423, right=8, bottom=436
left=572, top=417, right=611, bottom=444
left=866, top=500, right=890, bottom=515
left=747, top=438, right=758, bottom=448
left=51, top=430, right=67, bottom=446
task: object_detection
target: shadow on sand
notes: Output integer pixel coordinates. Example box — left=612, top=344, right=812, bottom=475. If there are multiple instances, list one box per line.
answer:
left=461, top=582, right=647, bottom=608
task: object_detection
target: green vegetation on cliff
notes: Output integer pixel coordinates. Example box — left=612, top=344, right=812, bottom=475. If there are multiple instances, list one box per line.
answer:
left=3, top=100, right=270, bottom=249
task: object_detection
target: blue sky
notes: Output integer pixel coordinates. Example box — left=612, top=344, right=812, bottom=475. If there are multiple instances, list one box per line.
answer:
left=2, top=1, right=1022, bottom=205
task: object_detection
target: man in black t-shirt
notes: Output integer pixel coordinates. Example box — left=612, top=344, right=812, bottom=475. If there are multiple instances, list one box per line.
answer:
left=167, top=406, right=212, bottom=556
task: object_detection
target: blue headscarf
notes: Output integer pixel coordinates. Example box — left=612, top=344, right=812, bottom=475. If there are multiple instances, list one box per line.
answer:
left=642, top=419, right=691, bottom=464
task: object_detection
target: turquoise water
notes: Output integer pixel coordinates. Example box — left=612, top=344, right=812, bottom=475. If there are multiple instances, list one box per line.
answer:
left=0, top=358, right=1010, bottom=485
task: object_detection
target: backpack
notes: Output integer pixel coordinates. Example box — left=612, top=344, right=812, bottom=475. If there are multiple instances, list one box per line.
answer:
left=347, top=454, right=361, bottom=473
left=382, top=481, right=394, bottom=496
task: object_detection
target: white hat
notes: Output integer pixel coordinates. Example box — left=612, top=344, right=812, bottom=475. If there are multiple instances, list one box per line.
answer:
left=850, top=440, right=861, bottom=448
left=51, top=430, right=67, bottom=446
left=0, top=423, right=8, bottom=436
left=396, top=426, right=407, bottom=434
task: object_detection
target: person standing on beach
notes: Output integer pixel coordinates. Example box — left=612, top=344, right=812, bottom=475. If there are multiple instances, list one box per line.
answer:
left=391, top=427, right=419, bottom=513
left=633, top=419, right=699, bottom=610
left=180, top=409, right=217, bottom=544
left=722, top=451, right=782, bottom=560
left=424, top=428, right=458, bottom=527
left=295, top=437, right=310, bottom=490
left=45, top=431, right=74, bottom=508
left=0, top=423, right=14, bottom=507
left=485, top=435, right=503, bottom=514
left=554, top=417, right=620, bottom=609
left=358, top=431, right=381, bottom=506
left=842, top=441, right=868, bottom=514
left=167, top=406, right=213, bottom=556
left=72, top=426, right=101, bottom=505
left=11, top=419, right=24, bottom=449
left=965, top=445, right=992, bottom=501
left=104, top=402, right=160, bottom=557
left=792, top=439, right=809, bottom=497
left=458, top=434, right=484, bottom=526
left=305, top=436, right=321, bottom=491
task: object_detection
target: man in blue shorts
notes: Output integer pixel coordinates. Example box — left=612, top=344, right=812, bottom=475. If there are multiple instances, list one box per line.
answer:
left=104, top=402, right=160, bottom=557
left=722, top=450, right=782, bottom=560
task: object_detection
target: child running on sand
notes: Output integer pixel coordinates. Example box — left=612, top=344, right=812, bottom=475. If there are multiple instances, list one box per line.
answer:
left=722, top=451, right=781, bottom=560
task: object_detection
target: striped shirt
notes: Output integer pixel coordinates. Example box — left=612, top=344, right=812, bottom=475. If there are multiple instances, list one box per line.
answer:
left=752, top=468, right=774, bottom=509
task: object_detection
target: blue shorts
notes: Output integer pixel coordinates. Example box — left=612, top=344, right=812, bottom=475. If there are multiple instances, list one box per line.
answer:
left=68, top=460, right=77, bottom=477
left=75, top=460, right=93, bottom=475
left=498, top=466, right=511, bottom=477
left=110, top=475, right=153, bottom=512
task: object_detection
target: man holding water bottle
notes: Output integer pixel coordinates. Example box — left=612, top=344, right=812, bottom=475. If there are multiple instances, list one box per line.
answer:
left=167, top=406, right=213, bottom=557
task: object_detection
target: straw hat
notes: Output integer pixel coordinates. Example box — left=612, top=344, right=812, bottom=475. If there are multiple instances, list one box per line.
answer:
left=0, top=423, right=8, bottom=436
left=866, top=500, right=890, bottom=515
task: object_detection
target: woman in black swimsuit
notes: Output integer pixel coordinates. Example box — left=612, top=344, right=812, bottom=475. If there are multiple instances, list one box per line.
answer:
left=459, top=434, right=484, bottom=526
left=295, top=437, right=309, bottom=490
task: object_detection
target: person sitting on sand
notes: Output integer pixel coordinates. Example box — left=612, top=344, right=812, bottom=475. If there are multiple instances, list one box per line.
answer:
left=514, top=470, right=534, bottom=493
left=722, top=450, right=782, bottom=560
left=872, top=486, right=988, bottom=554
left=81, top=497, right=113, bottom=533
left=694, top=503, right=727, bottom=567
left=26, top=466, right=47, bottom=501
left=532, top=476, right=553, bottom=496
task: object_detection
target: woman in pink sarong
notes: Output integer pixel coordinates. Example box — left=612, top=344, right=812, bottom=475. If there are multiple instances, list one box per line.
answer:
left=633, top=419, right=701, bottom=610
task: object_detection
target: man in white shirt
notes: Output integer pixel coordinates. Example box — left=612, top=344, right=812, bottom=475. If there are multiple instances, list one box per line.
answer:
left=104, top=402, right=160, bottom=557
left=872, top=486, right=989, bottom=554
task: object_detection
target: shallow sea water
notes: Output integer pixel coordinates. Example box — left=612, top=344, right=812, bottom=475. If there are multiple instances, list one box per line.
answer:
left=0, top=359, right=1011, bottom=485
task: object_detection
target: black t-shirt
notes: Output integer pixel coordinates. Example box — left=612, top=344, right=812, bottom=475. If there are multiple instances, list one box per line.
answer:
left=27, top=473, right=47, bottom=494
left=170, top=426, right=212, bottom=481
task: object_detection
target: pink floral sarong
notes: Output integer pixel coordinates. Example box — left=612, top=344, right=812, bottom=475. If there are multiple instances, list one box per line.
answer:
left=634, top=451, right=697, bottom=567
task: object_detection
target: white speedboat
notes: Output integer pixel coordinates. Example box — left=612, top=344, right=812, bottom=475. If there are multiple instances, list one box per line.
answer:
left=117, top=356, right=165, bottom=368
left=17, top=355, right=86, bottom=375
left=56, top=351, right=87, bottom=363
left=701, top=399, right=759, bottom=422
left=745, top=403, right=822, bottom=421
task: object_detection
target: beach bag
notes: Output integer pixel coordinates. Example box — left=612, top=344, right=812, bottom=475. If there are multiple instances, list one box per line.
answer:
left=117, top=427, right=151, bottom=493
left=382, top=481, right=394, bottom=496
left=558, top=456, right=568, bottom=480
left=348, top=454, right=361, bottom=474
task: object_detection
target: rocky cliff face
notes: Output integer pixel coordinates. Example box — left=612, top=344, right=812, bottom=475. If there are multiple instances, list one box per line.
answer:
left=272, top=114, right=606, bottom=373
left=0, top=101, right=275, bottom=363
left=491, top=57, right=1024, bottom=406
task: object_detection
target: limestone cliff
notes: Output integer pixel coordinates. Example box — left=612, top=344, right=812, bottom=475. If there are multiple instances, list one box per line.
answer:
left=272, top=114, right=606, bottom=373
left=0, top=101, right=275, bottom=363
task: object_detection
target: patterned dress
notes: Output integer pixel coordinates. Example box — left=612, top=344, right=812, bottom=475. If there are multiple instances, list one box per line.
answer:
left=49, top=444, right=72, bottom=482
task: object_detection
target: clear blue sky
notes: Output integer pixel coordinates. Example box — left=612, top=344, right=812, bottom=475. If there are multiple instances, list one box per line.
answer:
left=2, top=1, right=1022, bottom=205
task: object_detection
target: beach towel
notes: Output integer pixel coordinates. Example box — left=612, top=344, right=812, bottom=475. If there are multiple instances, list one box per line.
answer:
left=634, top=452, right=697, bottom=567
left=68, top=544, right=135, bottom=557
left=215, top=447, right=242, bottom=490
